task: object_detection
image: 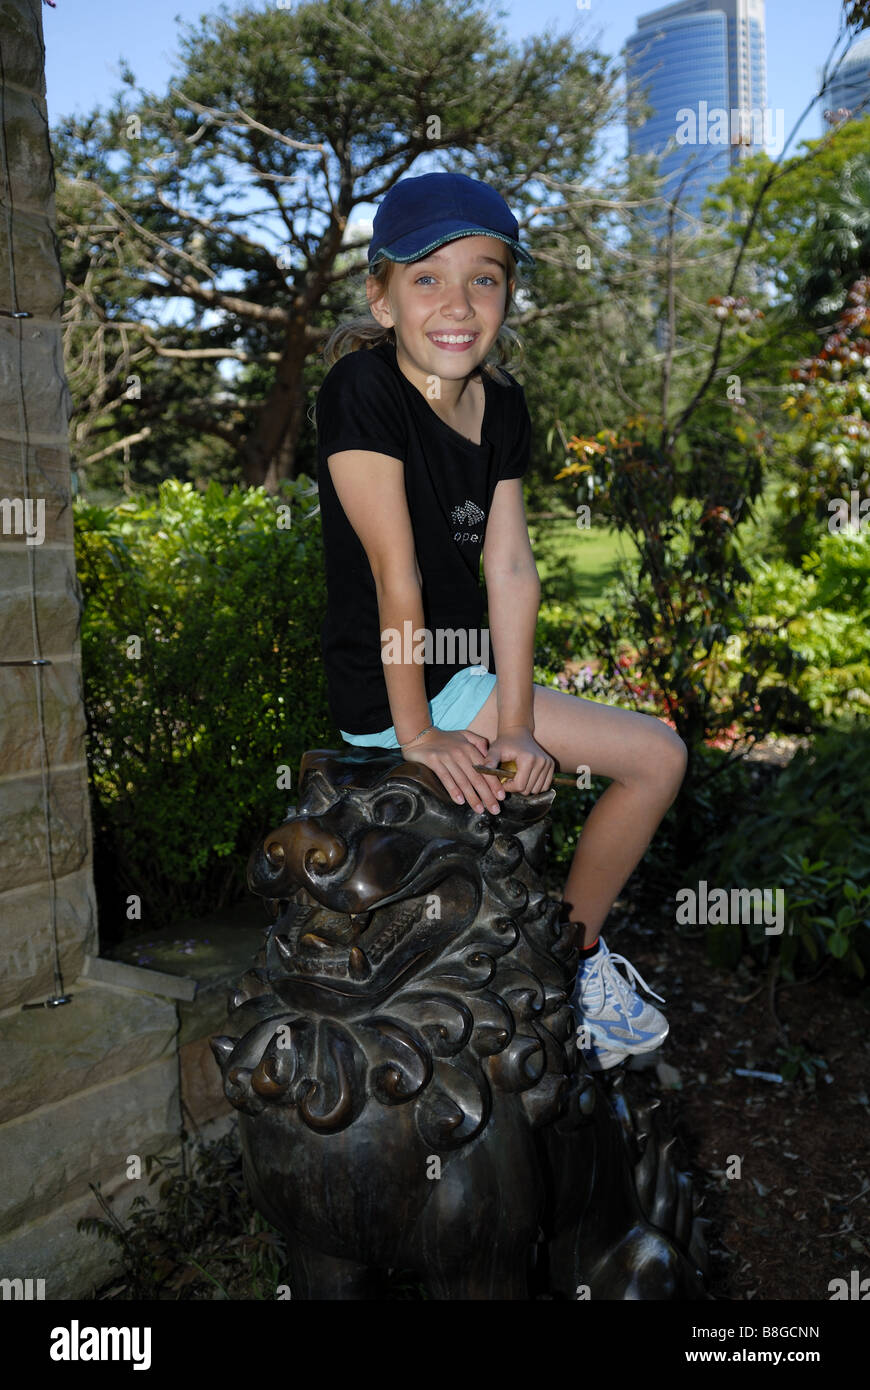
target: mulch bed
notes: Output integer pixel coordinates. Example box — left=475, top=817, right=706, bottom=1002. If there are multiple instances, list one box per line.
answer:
left=541, top=724, right=868, bottom=1301
left=609, top=913, right=870, bottom=1301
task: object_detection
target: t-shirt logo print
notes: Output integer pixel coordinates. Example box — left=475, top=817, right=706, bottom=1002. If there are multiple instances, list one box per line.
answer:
left=451, top=500, right=486, bottom=526
left=450, top=499, right=486, bottom=545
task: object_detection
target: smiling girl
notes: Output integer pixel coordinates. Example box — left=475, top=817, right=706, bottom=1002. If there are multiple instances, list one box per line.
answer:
left=314, top=172, right=686, bottom=1070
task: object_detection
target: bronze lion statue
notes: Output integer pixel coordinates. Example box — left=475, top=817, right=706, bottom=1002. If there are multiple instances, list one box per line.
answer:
left=211, top=747, right=710, bottom=1299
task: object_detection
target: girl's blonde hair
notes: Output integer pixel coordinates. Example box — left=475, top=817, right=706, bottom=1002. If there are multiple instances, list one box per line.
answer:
left=321, top=248, right=525, bottom=385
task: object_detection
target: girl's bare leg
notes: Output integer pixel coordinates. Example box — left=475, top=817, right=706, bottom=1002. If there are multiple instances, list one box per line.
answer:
left=466, top=683, right=687, bottom=947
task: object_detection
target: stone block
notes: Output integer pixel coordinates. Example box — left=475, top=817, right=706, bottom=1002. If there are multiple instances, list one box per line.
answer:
left=0, top=545, right=82, bottom=660
left=0, top=978, right=177, bottom=1125
left=0, top=660, right=87, bottom=779
left=0, top=1054, right=181, bottom=1236
left=0, top=863, right=97, bottom=1011
left=0, top=321, right=69, bottom=440
left=0, top=438, right=74, bottom=508
left=0, top=0, right=47, bottom=94
left=0, top=762, right=92, bottom=893
left=0, top=1170, right=140, bottom=1299
left=108, top=908, right=268, bottom=1046
left=0, top=213, right=63, bottom=327
left=0, top=439, right=74, bottom=550
left=82, top=954, right=196, bottom=1001
left=0, top=213, right=62, bottom=350
left=196, top=1112, right=236, bottom=1147
left=180, top=1034, right=234, bottom=1131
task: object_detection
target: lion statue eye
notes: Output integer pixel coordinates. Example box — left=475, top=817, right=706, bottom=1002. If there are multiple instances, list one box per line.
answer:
left=371, top=792, right=416, bottom=826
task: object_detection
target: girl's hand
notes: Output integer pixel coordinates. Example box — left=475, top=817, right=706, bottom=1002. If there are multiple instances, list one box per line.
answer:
left=481, top=726, right=555, bottom=796
left=399, top=726, right=507, bottom=814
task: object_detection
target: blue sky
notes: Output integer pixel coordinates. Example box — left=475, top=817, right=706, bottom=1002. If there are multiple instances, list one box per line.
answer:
left=44, top=0, right=857, bottom=152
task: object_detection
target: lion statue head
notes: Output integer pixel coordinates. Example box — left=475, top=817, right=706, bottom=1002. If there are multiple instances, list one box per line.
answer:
left=212, top=746, right=581, bottom=1148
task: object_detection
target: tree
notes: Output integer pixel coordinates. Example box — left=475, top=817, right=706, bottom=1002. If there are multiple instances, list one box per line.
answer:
left=710, top=114, right=870, bottom=326
left=796, top=147, right=870, bottom=323
left=54, top=0, right=621, bottom=491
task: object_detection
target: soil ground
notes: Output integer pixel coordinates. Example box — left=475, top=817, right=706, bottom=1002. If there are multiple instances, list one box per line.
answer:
left=594, top=907, right=870, bottom=1301
left=540, top=726, right=869, bottom=1301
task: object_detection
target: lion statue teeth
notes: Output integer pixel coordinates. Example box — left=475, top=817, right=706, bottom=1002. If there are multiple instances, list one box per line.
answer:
left=211, top=747, right=710, bottom=1300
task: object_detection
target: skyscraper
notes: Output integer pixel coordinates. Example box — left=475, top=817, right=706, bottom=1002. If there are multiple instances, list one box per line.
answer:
left=625, top=0, right=769, bottom=224
left=821, top=32, right=870, bottom=130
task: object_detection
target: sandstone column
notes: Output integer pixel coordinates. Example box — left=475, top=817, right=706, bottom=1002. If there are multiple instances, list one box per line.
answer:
left=0, top=3, right=210, bottom=1299
left=0, top=0, right=98, bottom=1005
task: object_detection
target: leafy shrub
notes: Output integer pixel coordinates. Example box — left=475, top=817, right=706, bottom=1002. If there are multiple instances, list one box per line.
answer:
left=80, top=1125, right=429, bottom=1301
left=534, top=601, right=590, bottom=676
left=554, top=415, right=813, bottom=772
left=75, top=478, right=336, bottom=932
left=746, top=530, right=870, bottom=720
left=773, top=275, right=870, bottom=562
left=534, top=598, right=765, bottom=900
left=693, top=724, right=870, bottom=980
left=813, top=523, right=870, bottom=610
left=78, top=1128, right=288, bottom=1300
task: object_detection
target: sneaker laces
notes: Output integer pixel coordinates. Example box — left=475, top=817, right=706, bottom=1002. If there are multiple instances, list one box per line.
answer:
left=581, top=951, right=666, bottom=1039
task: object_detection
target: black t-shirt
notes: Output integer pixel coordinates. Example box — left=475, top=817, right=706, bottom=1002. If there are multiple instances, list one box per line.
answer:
left=315, top=339, right=531, bottom=734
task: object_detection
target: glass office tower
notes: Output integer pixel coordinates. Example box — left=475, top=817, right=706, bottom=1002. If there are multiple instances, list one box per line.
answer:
left=625, top=0, right=769, bottom=225
left=821, top=32, right=870, bottom=130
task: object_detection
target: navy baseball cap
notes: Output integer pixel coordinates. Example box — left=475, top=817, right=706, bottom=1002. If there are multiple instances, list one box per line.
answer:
left=368, top=172, right=535, bottom=271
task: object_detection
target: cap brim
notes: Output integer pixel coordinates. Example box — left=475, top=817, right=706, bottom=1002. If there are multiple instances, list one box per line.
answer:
left=369, top=223, right=535, bottom=269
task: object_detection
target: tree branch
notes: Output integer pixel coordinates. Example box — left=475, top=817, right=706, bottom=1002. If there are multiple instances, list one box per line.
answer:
left=168, top=86, right=328, bottom=154
left=82, top=428, right=153, bottom=464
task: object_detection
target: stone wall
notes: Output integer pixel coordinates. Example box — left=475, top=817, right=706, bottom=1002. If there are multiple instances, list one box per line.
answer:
left=0, top=984, right=181, bottom=1296
left=0, top=0, right=185, bottom=1299
left=0, top=0, right=98, bottom=1011
left=0, top=916, right=262, bottom=1297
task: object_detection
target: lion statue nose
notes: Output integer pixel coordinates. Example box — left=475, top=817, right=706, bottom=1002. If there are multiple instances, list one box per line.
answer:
left=249, top=819, right=346, bottom=896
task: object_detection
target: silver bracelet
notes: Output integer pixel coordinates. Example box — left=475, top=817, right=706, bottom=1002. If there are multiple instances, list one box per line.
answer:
left=400, top=722, right=435, bottom=748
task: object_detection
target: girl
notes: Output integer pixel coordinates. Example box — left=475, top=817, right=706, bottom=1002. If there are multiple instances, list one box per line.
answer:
left=314, top=171, right=686, bottom=1070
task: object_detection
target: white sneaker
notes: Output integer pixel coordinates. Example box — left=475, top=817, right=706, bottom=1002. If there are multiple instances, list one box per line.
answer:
left=571, top=936, right=669, bottom=1055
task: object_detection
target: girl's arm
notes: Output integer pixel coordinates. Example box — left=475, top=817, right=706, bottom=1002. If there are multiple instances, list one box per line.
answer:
left=376, top=576, right=432, bottom=747
left=483, top=477, right=541, bottom=733
left=488, top=571, right=540, bottom=732
left=481, top=478, right=552, bottom=795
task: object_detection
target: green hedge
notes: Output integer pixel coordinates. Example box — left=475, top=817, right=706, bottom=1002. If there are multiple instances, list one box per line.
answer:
left=75, top=478, right=336, bottom=932
left=745, top=530, right=870, bottom=722
left=694, top=724, right=870, bottom=980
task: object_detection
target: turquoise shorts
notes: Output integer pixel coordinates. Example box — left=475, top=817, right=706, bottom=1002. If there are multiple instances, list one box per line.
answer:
left=340, top=664, right=497, bottom=749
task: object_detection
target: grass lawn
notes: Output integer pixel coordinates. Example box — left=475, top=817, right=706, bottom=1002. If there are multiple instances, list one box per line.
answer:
left=528, top=518, right=636, bottom=610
